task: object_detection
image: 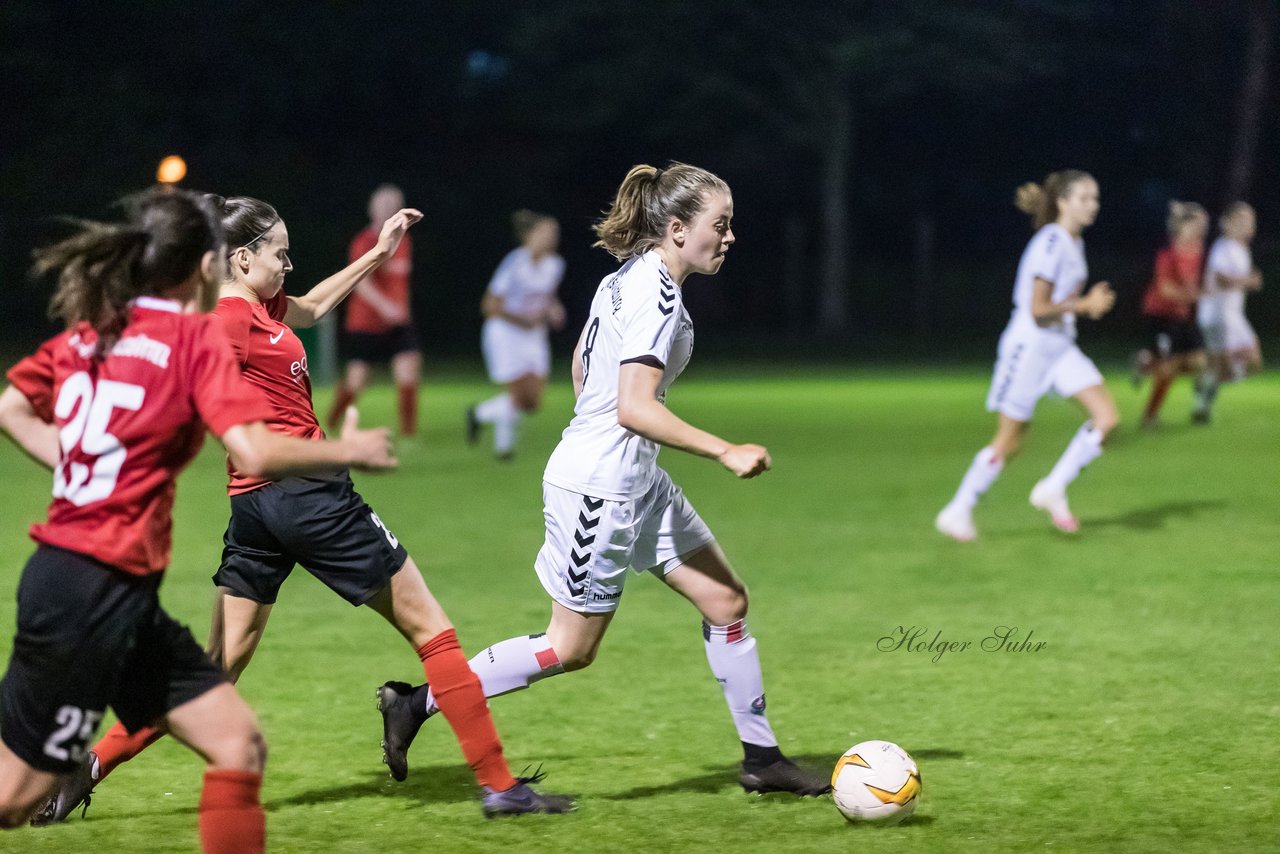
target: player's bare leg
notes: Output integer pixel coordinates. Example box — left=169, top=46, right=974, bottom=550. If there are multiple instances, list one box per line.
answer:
left=328, top=359, right=371, bottom=430
left=391, top=350, right=421, bottom=437
left=0, top=743, right=60, bottom=829
left=662, top=543, right=829, bottom=796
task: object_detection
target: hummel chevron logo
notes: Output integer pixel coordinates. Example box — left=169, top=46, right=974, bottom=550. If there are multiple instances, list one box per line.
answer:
left=578, top=512, right=600, bottom=530
left=574, top=530, right=596, bottom=548
left=570, top=549, right=589, bottom=567
left=658, top=303, right=675, bottom=316
left=582, top=496, right=604, bottom=511
left=567, top=566, right=588, bottom=584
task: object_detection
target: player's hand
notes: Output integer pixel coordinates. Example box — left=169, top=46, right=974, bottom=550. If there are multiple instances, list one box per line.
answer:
left=719, top=443, right=771, bottom=479
left=376, top=208, right=424, bottom=258
left=1080, top=281, right=1114, bottom=319
left=1248, top=268, right=1263, bottom=290
left=380, top=303, right=410, bottom=325
left=546, top=301, right=567, bottom=331
left=339, top=406, right=398, bottom=471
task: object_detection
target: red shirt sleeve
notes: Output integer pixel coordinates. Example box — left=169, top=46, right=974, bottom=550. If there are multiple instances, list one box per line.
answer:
left=6, top=337, right=59, bottom=422
left=186, top=316, right=273, bottom=437
left=211, top=297, right=253, bottom=366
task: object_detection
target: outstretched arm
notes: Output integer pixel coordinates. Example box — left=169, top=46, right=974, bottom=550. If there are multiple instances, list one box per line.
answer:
left=220, top=408, right=396, bottom=479
left=284, top=209, right=423, bottom=328
left=0, top=385, right=58, bottom=469
left=615, top=362, right=770, bottom=478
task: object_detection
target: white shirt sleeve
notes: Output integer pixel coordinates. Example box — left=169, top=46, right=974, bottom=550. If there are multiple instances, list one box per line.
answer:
left=1026, top=227, right=1065, bottom=285
left=619, top=277, right=680, bottom=368
left=486, top=249, right=521, bottom=297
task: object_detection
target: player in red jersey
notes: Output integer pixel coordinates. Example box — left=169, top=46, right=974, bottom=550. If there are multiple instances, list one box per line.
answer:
left=0, top=189, right=394, bottom=851
left=40, top=195, right=570, bottom=821
left=1138, top=201, right=1208, bottom=427
left=327, top=184, right=422, bottom=436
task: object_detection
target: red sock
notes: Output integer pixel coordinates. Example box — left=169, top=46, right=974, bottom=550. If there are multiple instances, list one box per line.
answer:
left=417, top=629, right=516, bottom=791
left=94, top=721, right=165, bottom=781
left=199, top=769, right=265, bottom=854
left=397, top=384, right=418, bottom=436
left=327, top=385, right=357, bottom=431
left=1144, top=374, right=1173, bottom=420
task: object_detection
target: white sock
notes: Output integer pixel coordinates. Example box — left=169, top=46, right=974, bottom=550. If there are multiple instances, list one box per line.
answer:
left=1043, top=423, right=1104, bottom=493
left=493, top=408, right=521, bottom=455
left=1194, top=371, right=1220, bottom=413
left=424, top=633, right=563, bottom=715
left=474, top=392, right=514, bottom=423
left=703, top=620, right=778, bottom=748
left=949, top=446, right=1004, bottom=510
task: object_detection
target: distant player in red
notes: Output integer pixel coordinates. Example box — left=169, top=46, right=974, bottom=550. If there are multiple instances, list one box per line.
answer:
left=0, top=189, right=394, bottom=851
left=1138, top=201, right=1208, bottom=427
left=328, top=184, right=422, bottom=436
left=39, top=195, right=570, bottom=821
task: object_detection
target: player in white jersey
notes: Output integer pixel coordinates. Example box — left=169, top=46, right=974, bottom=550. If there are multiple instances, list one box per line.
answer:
left=377, top=163, right=830, bottom=797
left=937, top=171, right=1119, bottom=540
left=1193, top=202, right=1263, bottom=423
left=468, top=210, right=566, bottom=458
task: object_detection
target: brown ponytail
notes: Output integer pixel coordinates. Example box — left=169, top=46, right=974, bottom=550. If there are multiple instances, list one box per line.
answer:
left=593, top=162, right=730, bottom=260
left=1014, top=170, right=1093, bottom=230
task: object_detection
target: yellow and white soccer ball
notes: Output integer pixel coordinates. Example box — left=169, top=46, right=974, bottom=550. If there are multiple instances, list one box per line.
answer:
left=831, top=740, right=921, bottom=825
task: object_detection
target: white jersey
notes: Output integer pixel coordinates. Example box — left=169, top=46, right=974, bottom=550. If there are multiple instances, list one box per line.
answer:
left=487, top=247, right=565, bottom=321
left=544, top=251, right=694, bottom=501
left=1008, top=223, right=1088, bottom=339
left=1200, top=236, right=1250, bottom=322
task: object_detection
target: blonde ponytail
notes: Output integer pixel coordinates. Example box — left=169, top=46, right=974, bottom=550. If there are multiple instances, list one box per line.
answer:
left=593, top=162, right=730, bottom=260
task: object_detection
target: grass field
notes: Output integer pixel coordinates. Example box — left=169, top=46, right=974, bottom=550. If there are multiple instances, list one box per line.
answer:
left=0, top=364, right=1277, bottom=853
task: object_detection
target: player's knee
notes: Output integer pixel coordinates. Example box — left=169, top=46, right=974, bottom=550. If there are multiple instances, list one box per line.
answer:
left=211, top=720, right=267, bottom=773
left=1092, top=409, right=1120, bottom=435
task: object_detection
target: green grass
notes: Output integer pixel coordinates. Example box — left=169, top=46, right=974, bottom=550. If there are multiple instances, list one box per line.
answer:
left=1, top=364, right=1277, bottom=852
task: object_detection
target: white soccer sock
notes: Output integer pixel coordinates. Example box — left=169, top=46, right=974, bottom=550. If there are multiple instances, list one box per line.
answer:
left=424, top=633, right=563, bottom=715
left=949, top=446, right=1004, bottom=510
left=474, top=392, right=514, bottom=423
left=1194, top=371, right=1220, bottom=413
left=493, top=409, right=521, bottom=455
left=1043, top=423, right=1104, bottom=493
left=703, top=620, right=778, bottom=748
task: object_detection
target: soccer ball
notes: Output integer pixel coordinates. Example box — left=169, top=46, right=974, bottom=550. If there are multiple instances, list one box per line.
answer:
left=831, top=740, right=921, bottom=825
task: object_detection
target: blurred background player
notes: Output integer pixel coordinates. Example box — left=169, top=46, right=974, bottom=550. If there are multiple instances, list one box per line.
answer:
left=1136, top=201, right=1209, bottom=427
left=468, top=210, right=566, bottom=459
left=0, top=188, right=394, bottom=850
left=1193, top=202, right=1263, bottom=423
left=378, top=163, right=831, bottom=798
left=35, top=195, right=571, bottom=822
left=327, top=184, right=422, bottom=436
left=936, top=170, right=1118, bottom=540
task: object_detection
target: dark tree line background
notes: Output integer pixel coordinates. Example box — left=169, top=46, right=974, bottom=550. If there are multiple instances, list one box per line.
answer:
left=2, top=0, right=1275, bottom=363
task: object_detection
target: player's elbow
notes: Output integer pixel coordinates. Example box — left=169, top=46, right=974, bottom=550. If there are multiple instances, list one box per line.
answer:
left=616, top=400, right=646, bottom=433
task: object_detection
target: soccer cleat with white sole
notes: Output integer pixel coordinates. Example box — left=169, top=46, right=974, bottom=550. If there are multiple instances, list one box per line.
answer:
left=934, top=503, right=977, bottom=542
left=1029, top=480, right=1079, bottom=533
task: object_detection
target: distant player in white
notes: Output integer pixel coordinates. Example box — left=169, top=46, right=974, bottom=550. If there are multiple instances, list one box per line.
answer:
left=377, top=163, right=830, bottom=797
left=469, top=210, right=566, bottom=458
left=937, top=170, right=1118, bottom=540
left=1193, top=202, right=1263, bottom=423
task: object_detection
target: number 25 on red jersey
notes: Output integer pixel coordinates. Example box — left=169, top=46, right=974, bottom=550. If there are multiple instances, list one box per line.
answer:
left=53, top=372, right=144, bottom=507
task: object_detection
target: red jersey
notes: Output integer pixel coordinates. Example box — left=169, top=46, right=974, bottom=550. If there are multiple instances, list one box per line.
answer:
left=6, top=297, right=270, bottom=576
left=1142, top=245, right=1203, bottom=321
left=212, top=291, right=325, bottom=495
left=344, top=228, right=412, bottom=333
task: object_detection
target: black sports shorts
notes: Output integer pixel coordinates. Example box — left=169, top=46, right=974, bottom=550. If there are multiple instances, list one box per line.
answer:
left=1, top=545, right=225, bottom=773
left=213, top=473, right=408, bottom=606
left=344, top=325, right=419, bottom=364
left=1144, top=314, right=1203, bottom=357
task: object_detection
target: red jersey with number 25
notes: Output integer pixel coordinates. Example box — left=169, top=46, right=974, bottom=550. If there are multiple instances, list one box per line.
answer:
left=6, top=297, right=271, bottom=576
left=212, top=291, right=324, bottom=495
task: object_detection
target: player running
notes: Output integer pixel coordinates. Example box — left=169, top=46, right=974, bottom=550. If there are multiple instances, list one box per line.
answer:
left=1138, top=201, right=1208, bottom=427
left=34, top=195, right=571, bottom=823
left=1193, top=202, right=1263, bottom=423
left=468, top=210, right=566, bottom=459
left=936, top=170, right=1118, bottom=540
left=378, top=162, right=831, bottom=798
left=327, top=184, right=422, bottom=437
left=0, top=188, right=395, bottom=851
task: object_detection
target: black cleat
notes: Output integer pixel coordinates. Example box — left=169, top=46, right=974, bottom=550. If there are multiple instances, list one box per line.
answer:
left=482, top=772, right=575, bottom=818
left=465, top=406, right=481, bottom=446
left=377, top=681, right=426, bottom=782
left=1190, top=410, right=1211, bottom=425
left=31, top=751, right=97, bottom=826
left=739, top=758, right=832, bottom=797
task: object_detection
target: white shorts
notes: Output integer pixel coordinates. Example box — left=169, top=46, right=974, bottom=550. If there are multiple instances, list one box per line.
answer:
left=1201, top=313, right=1258, bottom=354
left=533, top=469, right=715, bottom=614
left=482, top=318, right=550, bottom=383
left=986, top=329, right=1104, bottom=422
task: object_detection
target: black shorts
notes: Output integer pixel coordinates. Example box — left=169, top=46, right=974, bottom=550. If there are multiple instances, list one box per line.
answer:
left=1, top=546, right=225, bottom=773
left=344, top=325, right=419, bottom=364
left=213, top=473, right=408, bottom=606
left=1145, top=315, right=1203, bottom=357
